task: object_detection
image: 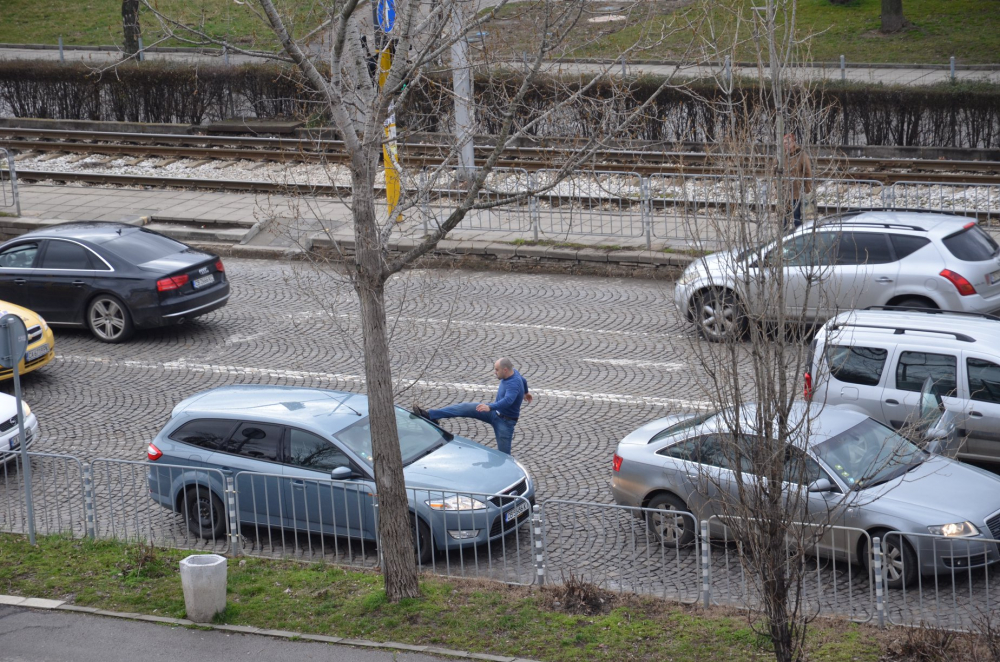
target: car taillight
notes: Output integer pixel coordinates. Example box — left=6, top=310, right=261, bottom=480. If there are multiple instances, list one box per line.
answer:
left=613, top=453, right=623, bottom=472
left=804, top=372, right=813, bottom=401
left=215, top=259, right=225, bottom=272
left=147, top=443, right=162, bottom=461
left=940, top=269, right=976, bottom=296
left=157, top=274, right=189, bottom=292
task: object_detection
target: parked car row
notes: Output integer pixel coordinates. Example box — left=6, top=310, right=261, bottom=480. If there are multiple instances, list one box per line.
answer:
left=0, top=221, right=232, bottom=462
left=622, top=209, right=1000, bottom=588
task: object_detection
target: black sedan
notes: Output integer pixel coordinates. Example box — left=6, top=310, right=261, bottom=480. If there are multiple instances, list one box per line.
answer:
left=0, top=222, right=230, bottom=343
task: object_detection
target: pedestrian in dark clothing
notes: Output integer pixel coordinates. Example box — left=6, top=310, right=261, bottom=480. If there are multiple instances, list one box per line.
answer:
left=413, top=358, right=532, bottom=455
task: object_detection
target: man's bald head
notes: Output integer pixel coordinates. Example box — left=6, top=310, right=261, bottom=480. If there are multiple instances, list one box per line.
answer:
left=494, top=357, right=515, bottom=380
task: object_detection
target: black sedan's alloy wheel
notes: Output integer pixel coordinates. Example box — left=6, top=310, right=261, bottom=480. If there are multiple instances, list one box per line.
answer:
left=87, top=295, right=134, bottom=343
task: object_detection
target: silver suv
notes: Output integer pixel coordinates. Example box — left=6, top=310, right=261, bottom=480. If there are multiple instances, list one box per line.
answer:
left=808, top=308, right=1000, bottom=465
left=674, top=211, right=1000, bottom=341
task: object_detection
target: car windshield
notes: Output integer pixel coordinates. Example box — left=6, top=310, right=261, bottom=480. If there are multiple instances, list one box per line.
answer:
left=334, top=407, right=449, bottom=466
left=813, top=418, right=926, bottom=490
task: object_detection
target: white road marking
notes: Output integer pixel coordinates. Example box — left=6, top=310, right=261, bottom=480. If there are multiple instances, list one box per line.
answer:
left=582, top=358, right=687, bottom=371
left=55, top=355, right=710, bottom=410
left=284, top=310, right=682, bottom=340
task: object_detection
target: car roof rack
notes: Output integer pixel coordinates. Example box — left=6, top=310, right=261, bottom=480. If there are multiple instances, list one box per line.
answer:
left=827, top=322, right=975, bottom=343
left=863, top=306, right=1000, bottom=322
left=835, top=221, right=928, bottom=231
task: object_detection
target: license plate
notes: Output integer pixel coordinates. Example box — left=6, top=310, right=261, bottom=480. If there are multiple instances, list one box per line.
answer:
left=192, top=274, right=215, bottom=289
left=9, top=435, right=19, bottom=450
left=26, top=344, right=49, bottom=361
left=504, top=501, right=529, bottom=524
left=988, top=269, right=1000, bottom=285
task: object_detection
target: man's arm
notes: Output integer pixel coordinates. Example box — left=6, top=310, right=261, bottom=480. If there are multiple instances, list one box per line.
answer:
left=488, top=380, right=522, bottom=411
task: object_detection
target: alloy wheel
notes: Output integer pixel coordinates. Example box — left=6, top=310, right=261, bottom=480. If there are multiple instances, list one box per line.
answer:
left=90, top=299, right=126, bottom=341
left=650, top=503, right=686, bottom=545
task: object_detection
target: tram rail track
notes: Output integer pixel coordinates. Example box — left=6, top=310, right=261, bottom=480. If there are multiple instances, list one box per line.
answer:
left=3, top=126, right=1000, bottom=186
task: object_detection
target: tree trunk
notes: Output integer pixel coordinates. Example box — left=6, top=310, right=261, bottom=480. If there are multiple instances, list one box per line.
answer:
left=353, top=185, right=419, bottom=602
left=122, top=0, right=141, bottom=56
left=880, top=0, right=905, bottom=33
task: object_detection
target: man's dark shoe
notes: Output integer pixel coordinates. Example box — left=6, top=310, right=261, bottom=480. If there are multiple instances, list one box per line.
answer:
left=412, top=404, right=431, bottom=420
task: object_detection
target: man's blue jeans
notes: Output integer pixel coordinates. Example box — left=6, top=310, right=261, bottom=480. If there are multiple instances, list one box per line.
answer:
left=427, top=402, right=516, bottom=455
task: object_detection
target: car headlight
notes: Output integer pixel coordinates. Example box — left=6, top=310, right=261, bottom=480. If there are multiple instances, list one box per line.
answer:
left=38, top=317, right=48, bottom=332
left=927, top=521, right=979, bottom=537
left=20, top=403, right=30, bottom=417
left=513, top=458, right=532, bottom=485
left=425, top=495, right=487, bottom=511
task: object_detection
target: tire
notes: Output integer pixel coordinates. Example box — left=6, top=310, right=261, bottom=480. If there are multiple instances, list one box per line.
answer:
left=645, top=493, right=695, bottom=548
left=892, top=297, right=937, bottom=312
left=183, top=488, right=226, bottom=540
left=87, top=294, right=134, bottom=343
left=862, top=529, right=917, bottom=590
left=412, top=516, right=433, bottom=566
left=692, top=290, right=746, bottom=343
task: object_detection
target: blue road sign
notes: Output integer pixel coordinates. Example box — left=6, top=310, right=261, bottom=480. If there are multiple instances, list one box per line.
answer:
left=377, top=0, right=395, bottom=33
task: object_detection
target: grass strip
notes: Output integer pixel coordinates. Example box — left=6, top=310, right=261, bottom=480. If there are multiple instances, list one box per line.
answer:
left=0, top=533, right=893, bottom=662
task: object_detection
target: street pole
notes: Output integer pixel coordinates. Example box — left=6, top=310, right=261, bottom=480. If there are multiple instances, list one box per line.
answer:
left=451, top=8, right=475, bottom=182
left=375, top=0, right=402, bottom=222
left=1, top=314, right=33, bottom=545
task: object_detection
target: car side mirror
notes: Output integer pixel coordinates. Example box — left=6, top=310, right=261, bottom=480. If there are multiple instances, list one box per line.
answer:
left=807, top=478, right=834, bottom=493
left=330, top=466, right=355, bottom=480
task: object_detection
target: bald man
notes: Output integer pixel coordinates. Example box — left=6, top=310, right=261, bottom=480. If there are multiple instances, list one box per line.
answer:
left=414, top=357, right=532, bottom=455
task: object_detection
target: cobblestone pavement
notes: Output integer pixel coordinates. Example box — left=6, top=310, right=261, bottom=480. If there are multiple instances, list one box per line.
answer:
left=2, top=258, right=996, bottom=627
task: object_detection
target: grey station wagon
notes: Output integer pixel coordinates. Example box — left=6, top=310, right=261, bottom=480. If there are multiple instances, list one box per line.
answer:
left=146, top=385, right=535, bottom=562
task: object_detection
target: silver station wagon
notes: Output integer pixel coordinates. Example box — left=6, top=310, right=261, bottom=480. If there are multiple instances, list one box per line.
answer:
left=146, top=385, right=535, bottom=563
left=611, top=403, right=1000, bottom=588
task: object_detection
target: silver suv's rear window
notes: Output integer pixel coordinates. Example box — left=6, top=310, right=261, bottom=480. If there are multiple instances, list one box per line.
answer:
left=942, top=225, right=999, bottom=262
left=825, top=346, right=887, bottom=386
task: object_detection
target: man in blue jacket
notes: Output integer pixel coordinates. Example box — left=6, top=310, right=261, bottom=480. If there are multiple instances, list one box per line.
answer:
left=414, top=357, right=532, bottom=455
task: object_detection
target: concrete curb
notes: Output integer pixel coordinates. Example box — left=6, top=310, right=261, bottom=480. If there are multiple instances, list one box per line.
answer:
left=0, top=594, right=537, bottom=662
left=0, top=217, right=697, bottom=276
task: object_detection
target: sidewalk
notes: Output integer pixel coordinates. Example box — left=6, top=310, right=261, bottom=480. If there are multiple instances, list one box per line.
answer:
left=0, top=597, right=535, bottom=662
left=1, top=45, right=995, bottom=86
left=3, top=183, right=696, bottom=271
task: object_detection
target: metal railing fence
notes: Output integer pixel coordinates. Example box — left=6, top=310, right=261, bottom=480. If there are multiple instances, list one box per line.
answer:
left=880, top=181, right=1000, bottom=217
left=704, top=516, right=875, bottom=623
left=5, top=451, right=1000, bottom=631
left=882, top=530, right=1000, bottom=631
left=539, top=500, right=702, bottom=603
left=411, top=172, right=999, bottom=246
left=89, top=458, right=231, bottom=553
left=0, top=148, right=21, bottom=216
left=0, top=451, right=83, bottom=538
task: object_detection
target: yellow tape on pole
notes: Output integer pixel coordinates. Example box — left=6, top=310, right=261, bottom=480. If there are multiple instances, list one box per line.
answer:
left=378, top=48, right=402, bottom=223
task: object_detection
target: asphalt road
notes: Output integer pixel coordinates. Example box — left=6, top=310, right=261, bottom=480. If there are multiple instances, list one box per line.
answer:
left=0, top=606, right=449, bottom=662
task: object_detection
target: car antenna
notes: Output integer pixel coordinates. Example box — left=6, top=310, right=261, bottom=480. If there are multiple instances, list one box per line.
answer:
left=329, top=396, right=362, bottom=416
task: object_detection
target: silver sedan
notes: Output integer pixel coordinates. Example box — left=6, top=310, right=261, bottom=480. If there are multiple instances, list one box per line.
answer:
left=610, top=404, right=1000, bottom=588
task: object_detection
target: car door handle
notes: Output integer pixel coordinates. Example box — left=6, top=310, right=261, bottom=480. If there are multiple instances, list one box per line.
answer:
left=291, top=479, right=305, bottom=488
left=970, top=411, right=984, bottom=418
left=218, top=467, right=233, bottom=476
left=885, top=399, right=899, bottom=405
left=875, top=277, right=894, bottom=284
left=13, top=278, right=26, bottom=285
left=72, top=279, right=86, bottom=287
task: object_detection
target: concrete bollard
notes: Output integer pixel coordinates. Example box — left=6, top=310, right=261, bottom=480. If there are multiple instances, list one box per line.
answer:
left=179, top=554, right=227, bottom=622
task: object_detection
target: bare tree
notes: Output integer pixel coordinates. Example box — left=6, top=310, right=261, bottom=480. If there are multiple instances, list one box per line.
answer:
left=122, top=0, right=141, bottom=57
left=137, top=0, right=692, bottom=601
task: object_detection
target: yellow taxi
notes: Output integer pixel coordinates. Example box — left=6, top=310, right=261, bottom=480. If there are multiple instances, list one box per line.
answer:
left=0, top=300, right=55, bottom=380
